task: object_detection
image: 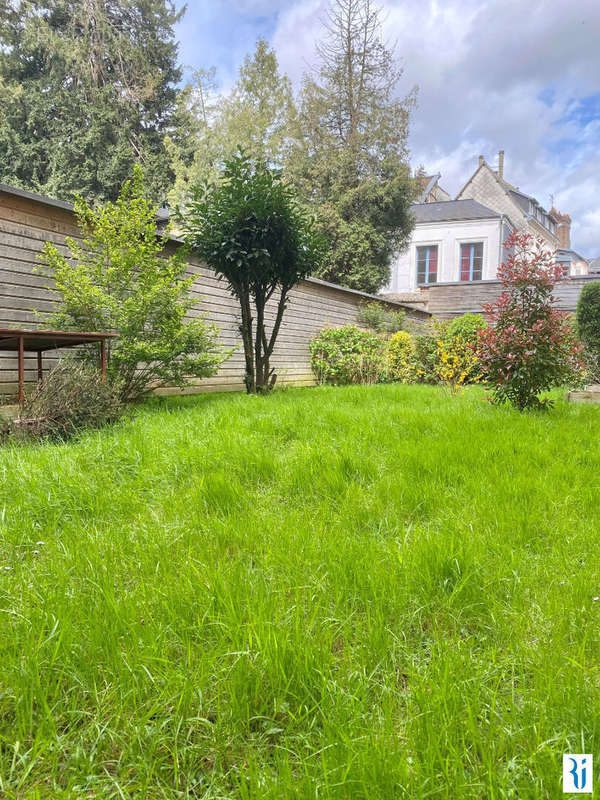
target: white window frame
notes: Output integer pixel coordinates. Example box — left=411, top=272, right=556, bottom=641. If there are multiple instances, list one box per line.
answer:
left=413, top=240, right=442, bottom=287
left=455, top=237, right=488, bottom=282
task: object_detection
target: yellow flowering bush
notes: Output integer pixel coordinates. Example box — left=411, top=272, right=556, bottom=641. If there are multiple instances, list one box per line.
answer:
left=435, top=334, right=482, bottom=394
left=386, top=331, right=416, bottom=383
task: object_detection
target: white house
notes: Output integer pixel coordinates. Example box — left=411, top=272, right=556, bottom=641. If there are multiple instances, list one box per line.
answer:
left=384, top=152, right=588, bottom=295
left=384, top=199, right=514, bottom=294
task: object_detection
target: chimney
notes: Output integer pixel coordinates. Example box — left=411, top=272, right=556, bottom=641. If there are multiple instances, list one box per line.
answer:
left=498, top=150, right=504, bottom=180
left=551, top=207, right=571, bottom=249
left=478, top=155, right=484, bottom=167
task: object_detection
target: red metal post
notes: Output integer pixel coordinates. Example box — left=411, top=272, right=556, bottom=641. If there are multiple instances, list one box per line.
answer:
left=37, top=350, right=43, bottom=383
left=18, top=335, right=24, bottom=404
left=100, top=339, right=106, bottom=381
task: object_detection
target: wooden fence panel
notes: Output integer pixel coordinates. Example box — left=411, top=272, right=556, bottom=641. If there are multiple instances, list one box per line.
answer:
left=0, top=187, right=429, bottom=398
left=420, top=276, right=600, bottom=318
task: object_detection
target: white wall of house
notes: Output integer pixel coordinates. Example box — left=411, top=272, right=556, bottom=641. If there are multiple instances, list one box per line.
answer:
left=385, top=217, right=507, bottom=293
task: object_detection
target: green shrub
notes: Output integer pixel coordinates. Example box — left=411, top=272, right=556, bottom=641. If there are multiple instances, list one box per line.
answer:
left=41, top=166, right=226, bottom=401
left=386, top=331, right=416, bottom=383
left=310, top=325, right=386, bottom=385
left=444, top=313, right=487, bottom=346
left=441, top=314, right=487, bottom=384
left=576, top=282, right=600, bottom=381
left=357, top=301, right=406, bottom=334
left=414, top=321, right=447, bottom=384
left=12, top=361, right=123, bottom=441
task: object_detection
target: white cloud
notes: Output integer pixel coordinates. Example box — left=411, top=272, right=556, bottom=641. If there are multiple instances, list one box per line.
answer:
left=268, top=0, right=600, bottom=256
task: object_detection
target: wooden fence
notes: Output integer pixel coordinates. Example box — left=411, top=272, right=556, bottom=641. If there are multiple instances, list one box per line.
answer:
left=0, top=184, right=430, bottom=398
left=419, top=275, right=600, bottom=318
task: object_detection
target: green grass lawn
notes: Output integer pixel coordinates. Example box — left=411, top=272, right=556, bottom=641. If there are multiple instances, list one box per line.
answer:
left=0, top=384, right=598, bottom=798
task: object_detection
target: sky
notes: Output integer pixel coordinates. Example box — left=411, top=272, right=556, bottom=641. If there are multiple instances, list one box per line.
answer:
left=175, top=0, right=600, bottom=258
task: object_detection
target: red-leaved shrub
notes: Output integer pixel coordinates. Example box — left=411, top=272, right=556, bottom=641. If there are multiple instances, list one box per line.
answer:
left=477, top=232, right=585, bottom=409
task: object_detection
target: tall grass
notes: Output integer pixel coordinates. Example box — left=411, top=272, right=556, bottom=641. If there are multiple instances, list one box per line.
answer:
left=0, top=385, right=598, bottom=798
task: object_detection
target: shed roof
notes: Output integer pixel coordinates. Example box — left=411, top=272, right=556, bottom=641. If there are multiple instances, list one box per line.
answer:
left=0, top=328, right=117, bottom=352
left=0, top=182, right=74, bottom=212
left=412, top=199, right=500, bottom=224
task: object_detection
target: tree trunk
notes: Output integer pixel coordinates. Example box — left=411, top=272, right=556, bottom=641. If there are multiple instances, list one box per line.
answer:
left=236, top=285, right=291, bottom=394
left=239, top=290, right=255, bottom=393
left=254, top=289, right=266, bottom=392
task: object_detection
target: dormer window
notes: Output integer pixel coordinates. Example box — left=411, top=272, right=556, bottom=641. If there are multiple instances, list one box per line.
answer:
left=460, top=242, right=483, bottom=281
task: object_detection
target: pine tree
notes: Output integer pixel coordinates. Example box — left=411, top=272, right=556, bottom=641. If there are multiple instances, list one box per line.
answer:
left=167, top=39, right=296, bottom=205
left=288, top=0, right=418, bottom=293
left=220, top=39, right=296, bottom=168
left=0, top=0, right=184, bottom=202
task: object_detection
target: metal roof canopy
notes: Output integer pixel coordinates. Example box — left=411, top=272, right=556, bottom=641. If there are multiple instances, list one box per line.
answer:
left=0, top=328, right=118, bottom=403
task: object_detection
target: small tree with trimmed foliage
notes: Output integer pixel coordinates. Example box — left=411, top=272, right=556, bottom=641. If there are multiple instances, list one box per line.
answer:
left=180, top=151, right=324, bottom=393
left=477, top=232, right=584, bottom=409
left=576, top=282, right=600, bottom=382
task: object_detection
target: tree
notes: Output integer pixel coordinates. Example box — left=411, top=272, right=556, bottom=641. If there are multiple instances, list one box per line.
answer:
left=288, top=0, right=417, bottom=293
left=0, top=0, right=184, bottom=202
left=165, top=67, right=223, bottom=204
left=576, top=282, right=600, bottom=381
left=179, top=151, right=324, bottom=394
left=166, top=39, right=296, bottom=205
left=220, top=39, right=296, bottom=168
left=477, top=232, right=584, bottom=409
left=40, top=166, right=226, bottom=400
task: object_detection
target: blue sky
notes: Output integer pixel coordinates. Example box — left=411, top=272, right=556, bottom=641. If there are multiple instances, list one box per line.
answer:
left=175, top=0, right=600, bottom=256
left=175, top=1, right=280, bottom=87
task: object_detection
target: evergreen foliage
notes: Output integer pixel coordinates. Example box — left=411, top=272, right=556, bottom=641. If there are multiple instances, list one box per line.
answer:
left=179, top=151, right=324, bottom=394
left=576, top=281, right=600, bottom=381
left=287, top=0, right=417, bottom=293
left=0, top=0, right=184, bottom=202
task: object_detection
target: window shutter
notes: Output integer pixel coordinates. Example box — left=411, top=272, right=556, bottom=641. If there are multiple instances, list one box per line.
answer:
left=428, top=246, right=438, bottom=282
left=460, top=245, right=471, bottom=281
